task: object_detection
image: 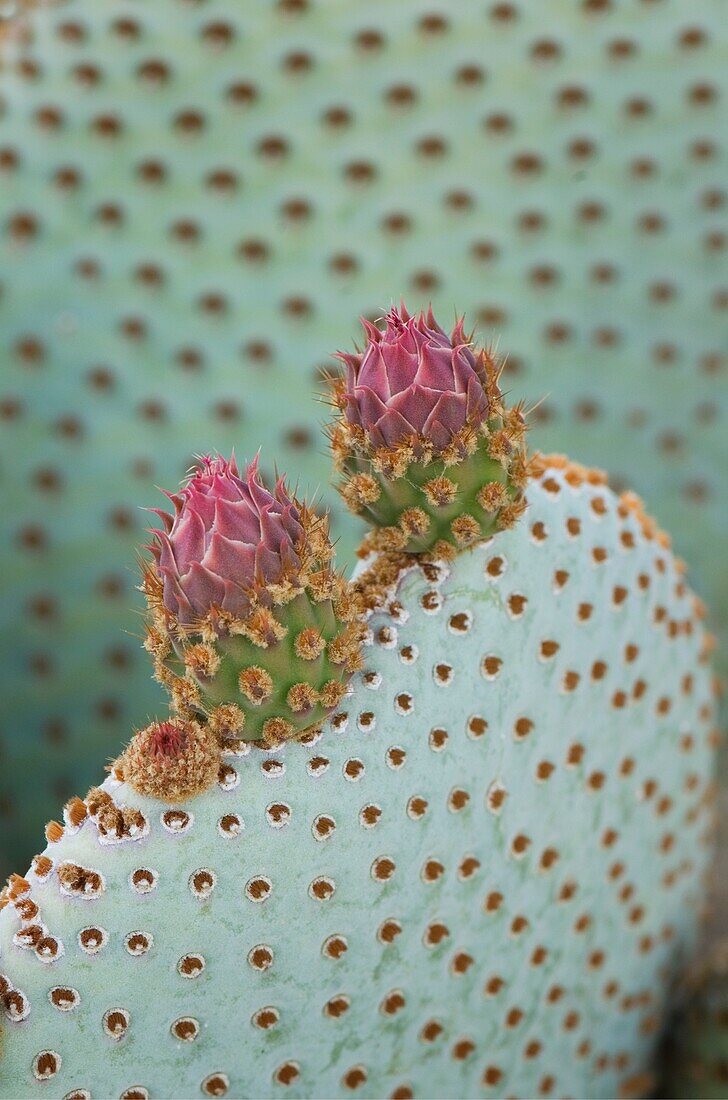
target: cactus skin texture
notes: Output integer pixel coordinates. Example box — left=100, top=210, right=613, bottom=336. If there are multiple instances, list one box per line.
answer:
left=0, top=459, right=718, bottom=1099
left=0, top=0, right=726, bottom=879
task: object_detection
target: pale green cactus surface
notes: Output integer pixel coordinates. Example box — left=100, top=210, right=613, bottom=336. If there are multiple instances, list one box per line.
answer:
left=0, top=464, right=717, bottom=1098
left=0, top=0, right=725, bottom=882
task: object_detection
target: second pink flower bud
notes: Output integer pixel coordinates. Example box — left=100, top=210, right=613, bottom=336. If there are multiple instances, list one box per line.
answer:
left=338, top=304, right=490, bottom=453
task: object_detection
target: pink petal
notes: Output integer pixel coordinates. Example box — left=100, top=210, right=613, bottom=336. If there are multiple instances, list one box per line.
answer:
left=214, top=496, right=260, bottom=545
left=149, top=507, right=174, bottom=533
left=361, top=317, right=383, bottom=345
left=388, top=385, right=443, bottom=434
left=423, top=392, right=468, bottom=439
left=450, top=346, right=480, bottom=393
left=381, top=341, right=419, bottom=395
left=357, top=345, right=393, bottom=399
left=181, top=561, right=227, bottom=616
left=424, top=419, right=452, bottom=451
left=183, top=484, right=217, bottom=527
left=202, top=531, right=256, bottom=585
left=450, top=316, right=469, bottom=347
left=155, top=528, right=178, bottom=573
left=425, top=305, right=448, bottom=338
left=371, top=407, right=419, bottom=447
left=159, top=565, right=195, bottom=623
left=171, top=508, right=208, bottom=572
left=219, top=579, right=252, bottom=619
left=255, top=543, right=284, bottom=583
left=258, top=506, right=292, bottom=553
left=417, top=343, right=456, bottom=390
left=352, top=386, right=390, bottom=429
left=343, top=395, right=363, bottom=428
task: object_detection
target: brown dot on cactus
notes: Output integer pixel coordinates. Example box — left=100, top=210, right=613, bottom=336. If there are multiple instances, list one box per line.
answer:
left=217, top=764, right=240, bottom=791
left=161, top=809, right=191, bottom=833
left=342, top=1066, right=368, bottom=1090
left=265, top=802, right=291, bottom=828
left=244, top=943, right=274, bottom=972
left=49, top=986, right=80, bottom=1011
left=448, top=788, right=470, bottom=813
left=324, top=994, right=350, bottom=1018
left=312, top=813, right=336, bottom=840
left=359, top=804, right=381, bottom=829
left=487, top=781, right=508, bottom=815
left=371, top=856, right=395, bottom=882
left=178, top=953, right=205, bottom=978
left=32, top=1050, right=61, bottom=1081
left=481, top=655, right=503, bottom=679
left=218, top=813, right=243, bottom=838
left=405, top=796, right=428, bottom=821
left=167, top=1013, right=200, bottom=1043
left=245, top=875, right=273, bottom=902
left=274, top=1062, right=300, bottom=1087
left=201, top=1073, right=230, bottom=1097
left=458, top=855, right=481, bottom=879
left=102, top=1007, right=130, bottom=1040
left=420, top=1018, right=444, bottom=1042
left=130, top=868, right=158, bottom=894
left=378, top=989, right=406, bottom=1021
left=421, top=858, right=445, bottom=883
left=394, top=692, right=413, bottom=714
left=189, top=868, right=216, bottom=899
left=356, top=711, right=375, bottom=732
left=343, top=756, right=365, bottom=783
left=309, top=875, right=335, bottom=900
left=252, top=1005, right=280, bottom=1029
left=306, top=755, right=329, bottom=777
left=428, top=726, right=449, bottom=752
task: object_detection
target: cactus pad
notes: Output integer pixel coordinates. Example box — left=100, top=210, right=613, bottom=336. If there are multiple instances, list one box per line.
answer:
left=0, top=460, right=717, bottom=1098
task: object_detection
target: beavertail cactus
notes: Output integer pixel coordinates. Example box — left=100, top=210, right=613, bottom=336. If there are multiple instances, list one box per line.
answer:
left=332, top=306, right=527, bottom=556
left=0, top=309, right=719, bottom=1098
left=144, top=455, right=361, bottom=744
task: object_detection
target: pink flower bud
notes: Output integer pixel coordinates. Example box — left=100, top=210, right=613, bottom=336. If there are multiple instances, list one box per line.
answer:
left=337, top=304, right=489, bottom=451
left=151, top=454, right=304, bottom=625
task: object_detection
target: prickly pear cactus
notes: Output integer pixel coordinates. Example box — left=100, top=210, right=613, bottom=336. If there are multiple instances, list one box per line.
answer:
left=0, top=456, right=718, bottom=1098
left=1, top=0, right=726, bottom=878
left=662, top=940, right=728, bottom=1099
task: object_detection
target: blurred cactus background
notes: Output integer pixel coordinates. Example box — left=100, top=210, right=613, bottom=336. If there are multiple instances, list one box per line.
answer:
left=0, top=0, right=725, bottom=877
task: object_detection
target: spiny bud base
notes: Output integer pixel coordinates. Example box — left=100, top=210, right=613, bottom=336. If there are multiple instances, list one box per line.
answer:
left=163, top=592, right=362, bottom=745
left=344, top=434, right=527, bottom=557
left=116, top=719, right=220, bottom=802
